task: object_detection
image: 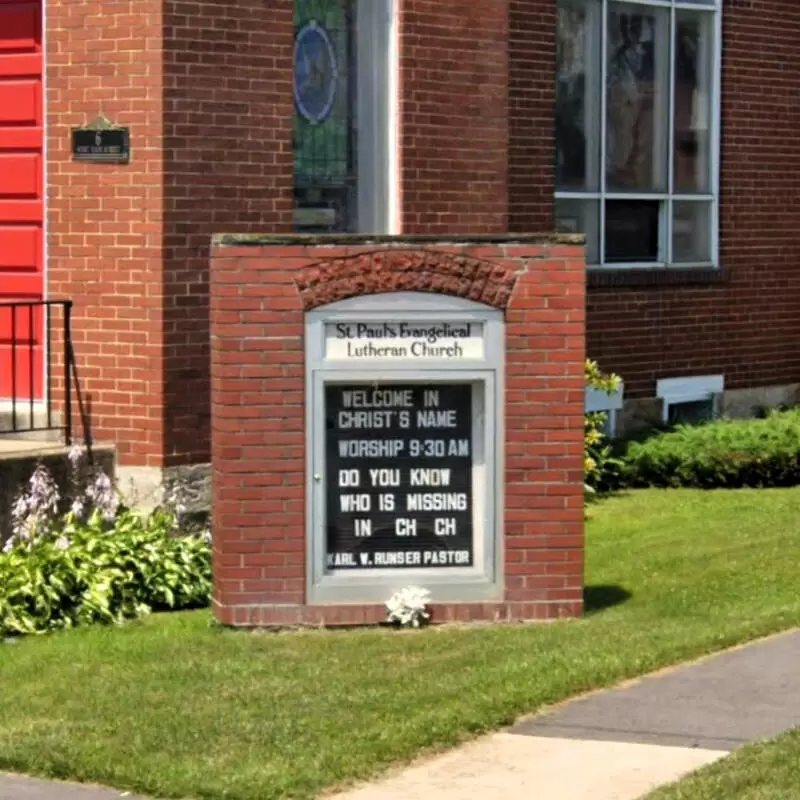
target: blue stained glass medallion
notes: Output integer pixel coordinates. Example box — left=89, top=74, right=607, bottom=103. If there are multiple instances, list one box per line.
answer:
left=293, top=21, right=339, bottom=125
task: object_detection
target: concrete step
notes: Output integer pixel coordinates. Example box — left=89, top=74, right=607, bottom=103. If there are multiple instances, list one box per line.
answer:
left=0, top=407, right=64, bottom=442
left=0, top=438, right=73, bottom=458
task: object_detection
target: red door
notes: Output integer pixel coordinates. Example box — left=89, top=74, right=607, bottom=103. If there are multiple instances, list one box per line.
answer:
left=0, top=0, right=44, bottom=401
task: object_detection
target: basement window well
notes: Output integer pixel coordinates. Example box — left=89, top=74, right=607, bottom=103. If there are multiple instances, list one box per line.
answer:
left=657, top=374, right=723, bottom=425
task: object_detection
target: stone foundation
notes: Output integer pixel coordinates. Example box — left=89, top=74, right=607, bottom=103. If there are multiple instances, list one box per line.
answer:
left=116, top=463, right=212, bottom=514
left=720, top=383, right=800, bottom=419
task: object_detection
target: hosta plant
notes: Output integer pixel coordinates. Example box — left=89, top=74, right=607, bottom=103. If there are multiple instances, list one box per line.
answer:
left=0, top=445, right=212, bottom=638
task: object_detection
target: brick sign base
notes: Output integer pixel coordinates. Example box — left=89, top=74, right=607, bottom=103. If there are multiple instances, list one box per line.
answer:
left=210, top=235, right=586, bottom=627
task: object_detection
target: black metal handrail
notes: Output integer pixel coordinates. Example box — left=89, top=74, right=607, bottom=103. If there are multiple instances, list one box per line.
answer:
left=0, top=300, right=74, bottom=445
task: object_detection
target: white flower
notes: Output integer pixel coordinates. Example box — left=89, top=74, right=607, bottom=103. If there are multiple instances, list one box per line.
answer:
left=386, top=586, right=431, bottom=628
left=85, top=470, right=119, bottom=522
left=71, top=497, right=85, bottom=518
left=54, top=535, right=70, bottom=551
left=10, top=464, right=60, bottom=544
left=11, top=495, right=28, bottom=521
left=163, top=481, right=190, bottom=521
left=67, top=442, right=86, bottom=469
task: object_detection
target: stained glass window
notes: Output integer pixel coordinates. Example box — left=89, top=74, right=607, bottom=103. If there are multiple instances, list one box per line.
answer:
left=293, top=0, right=357, bottom=233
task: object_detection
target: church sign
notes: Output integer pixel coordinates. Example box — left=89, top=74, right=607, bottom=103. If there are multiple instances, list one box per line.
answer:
left=305, top=292, right=504, bottom=606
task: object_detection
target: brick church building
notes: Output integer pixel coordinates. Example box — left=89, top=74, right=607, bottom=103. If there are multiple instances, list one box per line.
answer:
left=0, top=0, right=797, bottom=498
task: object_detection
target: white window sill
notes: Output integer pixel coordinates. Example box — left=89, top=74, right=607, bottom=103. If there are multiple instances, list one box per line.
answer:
left=587, top=262, right=717, bottom=271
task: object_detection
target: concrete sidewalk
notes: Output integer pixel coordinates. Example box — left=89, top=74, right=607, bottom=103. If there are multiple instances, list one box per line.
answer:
left=512, top=626, right=800, bottom=751
left=326, top=735, right=727, bottom=800
left=2, top=629, right=799, bottom=800
left=330, top=628, right=800, bottom=800
left=0, top=773, right=143, bottom=799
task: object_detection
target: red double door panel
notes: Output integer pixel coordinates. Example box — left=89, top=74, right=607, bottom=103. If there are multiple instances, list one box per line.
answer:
left=0, top=0, right=44, bottom=401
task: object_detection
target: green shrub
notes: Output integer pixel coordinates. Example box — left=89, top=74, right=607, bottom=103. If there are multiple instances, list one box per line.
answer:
left=621, top=408, right=800, bottom=489
left=584, top=359, right=622, bottom=499
left=0, top=509, right=211, bottom=637
left=0, top=449, right=211, bottom=638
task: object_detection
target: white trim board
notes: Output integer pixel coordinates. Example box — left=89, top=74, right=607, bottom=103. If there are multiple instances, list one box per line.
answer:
left=356, top=0, right=396, bottom=234
left=585, top=382, right=624, bottom=414
left=657, top=374, right=724, bottom=404
left=585, top=382, right=624, bottom=437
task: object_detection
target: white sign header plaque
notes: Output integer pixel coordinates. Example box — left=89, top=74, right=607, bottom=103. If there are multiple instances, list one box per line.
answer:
left=324, top=321, right=485, bottom=361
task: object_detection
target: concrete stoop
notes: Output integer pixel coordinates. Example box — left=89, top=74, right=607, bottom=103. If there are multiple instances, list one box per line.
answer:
left=0, top=438, right=116, bottom=545
left=0, top=408, right=63, bottom=441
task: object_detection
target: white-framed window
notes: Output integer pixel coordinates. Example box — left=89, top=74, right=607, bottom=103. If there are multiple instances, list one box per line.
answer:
left=586, top=380, right=625, bottom=436
left=555, top=0, right=721, bottom=268
left=293, top=0, right=396, bottom=234
left=657, top=374, right=723, bottom=424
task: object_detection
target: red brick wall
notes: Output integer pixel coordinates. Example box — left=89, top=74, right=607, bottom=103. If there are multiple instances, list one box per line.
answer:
left=47, top=0, right=296, bottom=467
left=161, top=0, right=295, bottom=466
left=210, top=236, right=585, bottom=627
left=508, top=0, right=557, bottom=234
left=587, top=0, right=800, bottom=397
left=45, top=0, right=559, bottom=470
left=47, top=1, right=166, bottom=465
left=168, top=0, right=528, bottom=465
left=49, top=0, right=800, bottom=470
left=399, top=2, right=510, bottom=234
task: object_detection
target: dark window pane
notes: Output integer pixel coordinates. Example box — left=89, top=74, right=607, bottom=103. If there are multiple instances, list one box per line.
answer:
left=674, top=11, right=713, bottom=193
left=606, top=4, right=670, bottom=192
left=556, top=0, right=601, bottom=190
left=605, top=199, right=660, bottom=263
left=667, top=398, right=714, bottom=425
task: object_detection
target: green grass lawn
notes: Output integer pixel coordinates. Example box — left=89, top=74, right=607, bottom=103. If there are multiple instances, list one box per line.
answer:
left=1, top=489, right=799, bottom=800
left=647, top=730, right=800, bottom=800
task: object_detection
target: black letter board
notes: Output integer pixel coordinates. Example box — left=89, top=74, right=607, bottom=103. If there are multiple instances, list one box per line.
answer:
left=324, top=383, right=475, bottom=570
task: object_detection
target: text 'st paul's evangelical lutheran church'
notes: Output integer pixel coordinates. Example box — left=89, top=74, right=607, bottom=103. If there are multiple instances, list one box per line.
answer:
left=329, top=322, right=482, bottom=360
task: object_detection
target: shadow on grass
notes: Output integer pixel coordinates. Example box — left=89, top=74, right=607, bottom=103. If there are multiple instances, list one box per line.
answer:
left=583, top=584, right=632, bottom=615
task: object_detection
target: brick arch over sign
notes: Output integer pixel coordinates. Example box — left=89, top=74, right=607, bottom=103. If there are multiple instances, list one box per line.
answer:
left=295, top=248, right=522, bottom=311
